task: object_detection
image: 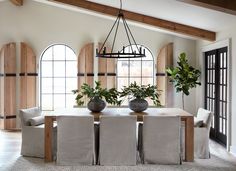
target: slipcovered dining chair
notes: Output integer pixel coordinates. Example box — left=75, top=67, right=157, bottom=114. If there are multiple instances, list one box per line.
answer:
left=19, top=107, right=57, bottom=158
left=139, top=115, right=181, bottom=164
left=56, top=115, right=97, bottom=165
left=99, top=115, right=137, bottom=166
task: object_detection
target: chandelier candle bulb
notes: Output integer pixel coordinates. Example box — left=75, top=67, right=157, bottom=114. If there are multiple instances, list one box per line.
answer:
left=103, top=47, right=106, bottom=54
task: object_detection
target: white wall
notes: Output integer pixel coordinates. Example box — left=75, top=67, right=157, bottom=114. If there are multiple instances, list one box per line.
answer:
left=196, top=27, right=236, bottom=155
left=0, top=0, right=197, bottom=127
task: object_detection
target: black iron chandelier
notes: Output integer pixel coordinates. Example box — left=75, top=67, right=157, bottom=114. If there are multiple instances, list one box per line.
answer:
left=96, top=0, right=146, bottom=58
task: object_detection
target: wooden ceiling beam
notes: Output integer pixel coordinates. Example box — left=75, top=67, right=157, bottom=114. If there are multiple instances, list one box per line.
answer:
left=10, top=0, right=23, bottom=6
left=178, top=0, right=236, bottom=16
left=50, top=0, right=216, bottom=41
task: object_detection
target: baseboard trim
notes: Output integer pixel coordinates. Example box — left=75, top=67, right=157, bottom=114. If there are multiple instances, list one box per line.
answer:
left=230, top=146, right=236, bottom=156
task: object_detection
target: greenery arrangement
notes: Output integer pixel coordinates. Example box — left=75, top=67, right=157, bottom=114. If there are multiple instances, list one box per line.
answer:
left=72, top=81, right=121, bottom=106
left=119, top=81, right=161, bottom=106
left=166, top=52, right=201, bottom=109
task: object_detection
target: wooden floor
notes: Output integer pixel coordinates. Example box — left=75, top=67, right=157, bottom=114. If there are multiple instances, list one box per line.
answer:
left=0, top=130, right=236, bottom=166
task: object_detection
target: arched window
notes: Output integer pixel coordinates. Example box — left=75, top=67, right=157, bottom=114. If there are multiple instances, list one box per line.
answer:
left=117, top=45, right=155, bottom=105
left=40, top=44, right=77, bottom=111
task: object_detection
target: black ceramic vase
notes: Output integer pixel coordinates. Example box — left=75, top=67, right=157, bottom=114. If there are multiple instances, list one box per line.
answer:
left=87, top=96, right=106, bottom=112
left=129, top=98, right=148, bottom=112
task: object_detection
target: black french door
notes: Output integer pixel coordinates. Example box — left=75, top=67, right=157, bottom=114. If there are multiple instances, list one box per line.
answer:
left=205, top=47, right=228, bottom=146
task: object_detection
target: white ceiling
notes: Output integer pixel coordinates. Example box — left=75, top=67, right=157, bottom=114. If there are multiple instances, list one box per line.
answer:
left=4, top=0, right=236, bottom=39
left=88, top=0, right=236, bottom=32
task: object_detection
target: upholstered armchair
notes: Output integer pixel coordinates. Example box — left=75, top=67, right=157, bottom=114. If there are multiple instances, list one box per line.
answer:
left=19, top=107, right=57, bottom=158
left=194, top=108, right=213, bottom=159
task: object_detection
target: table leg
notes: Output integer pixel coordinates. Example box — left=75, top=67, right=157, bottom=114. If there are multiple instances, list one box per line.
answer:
left=185, top=116, right=194, bottom=162
left=45, top=116, right=53, bottom=162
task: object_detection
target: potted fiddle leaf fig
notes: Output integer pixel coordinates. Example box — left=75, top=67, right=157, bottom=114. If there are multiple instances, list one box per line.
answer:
left=166, top=52, right=201, bottom=109
left=119, top=82, right=161, bottom=112
left=72, top=81, right=121, bottom=112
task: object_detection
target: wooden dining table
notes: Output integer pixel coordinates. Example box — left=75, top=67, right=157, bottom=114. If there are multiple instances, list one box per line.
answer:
left=44, top=107, right=194, bottom=162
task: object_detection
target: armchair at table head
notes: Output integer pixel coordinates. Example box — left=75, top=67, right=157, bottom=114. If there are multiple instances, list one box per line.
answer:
left=194, top=108, right=213, bottom=159
left=19, top=107, right=57, bottom=158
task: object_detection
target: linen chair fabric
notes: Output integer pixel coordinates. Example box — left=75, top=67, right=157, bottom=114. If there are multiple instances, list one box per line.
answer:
left=19, top=107, right=57, bottom=158
left=194, top=108, right=213, bottom=159
left=56, top=115, right=96, bottom=165
left=181, top=108, right=213, bottom=159
left=99, top=115, right=137, bottom=166
left=140, top=115, right=181, bottom=165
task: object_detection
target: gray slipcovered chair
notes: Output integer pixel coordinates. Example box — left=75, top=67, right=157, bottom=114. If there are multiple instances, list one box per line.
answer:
left=194, top=108, right=213, bottom=159
left=99, top=115, right=137, bottom=166
left=19, top=107, right=57, bottom=158
left=139, top=115, right=181, bottom=164
left=56, top=115, right=97, bottom=165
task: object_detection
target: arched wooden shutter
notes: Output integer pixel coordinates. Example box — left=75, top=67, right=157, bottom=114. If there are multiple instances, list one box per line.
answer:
left=78, top=43, right=94, bottom=88
left=0, top=43, right=16, bottom=130
left=98, top=43, right=107, bottom=88
left=156, top=43, right=173, bottom=107
left=97, top=43, right=116, bottom=89
left=20, top=42, right=37, bottom=109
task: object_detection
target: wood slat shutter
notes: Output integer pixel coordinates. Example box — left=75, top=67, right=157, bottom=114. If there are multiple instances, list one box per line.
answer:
left=156, top=43, right=173, bottom=107
left=97, top=43, right=116, bottom=89
left=78, top=43, right=94, bottom=88
left=20, top=42, right=37, bottom=109
left=77, top=43, right=94, bottom=104
left=0, top=43, right=16, bottom=130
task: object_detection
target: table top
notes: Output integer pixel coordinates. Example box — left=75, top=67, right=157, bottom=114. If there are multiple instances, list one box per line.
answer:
left=44, top=107, right=193, bottom=121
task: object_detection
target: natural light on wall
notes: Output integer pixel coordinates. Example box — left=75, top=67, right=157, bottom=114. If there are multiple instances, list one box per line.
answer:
left=40, top=44, right=77, bottom=111
left=117, top=45, right=154, bottom=105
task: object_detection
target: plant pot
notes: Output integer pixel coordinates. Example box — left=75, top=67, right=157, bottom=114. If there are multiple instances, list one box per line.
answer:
left=129, top=98, right=148, bottom=112
left=87, top=97, right=106, bottom=112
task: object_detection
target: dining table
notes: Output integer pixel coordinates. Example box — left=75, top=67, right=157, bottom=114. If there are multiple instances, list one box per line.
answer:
left=44, top=107, right=194, bottom=162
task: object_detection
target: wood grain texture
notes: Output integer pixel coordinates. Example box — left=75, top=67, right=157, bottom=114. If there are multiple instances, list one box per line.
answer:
left=0, top=48, right=4, bottom=129
left=179, top=0, right=236, bottom=16
left=78, top=43, right=94, bottom=104
left=50, top=0, right=216, bottom=41
left=106, top=55, right=116, bottom=89
left=156, top=43, right=173, bottom=107
left=0, top=43, right=16, bottom=130
left=98, top=43, right=107, bottom=88
left=44, top=116, right=54, bottom=162
left=97, top=43, right=116, bottom=89
left=20, top=42, right=36, bottom=109
left=185, top=116, right=194, bottom=161
left=10, top=0, right=23, bottom=6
